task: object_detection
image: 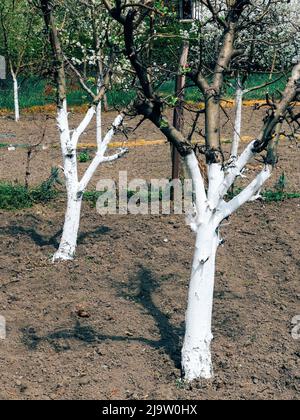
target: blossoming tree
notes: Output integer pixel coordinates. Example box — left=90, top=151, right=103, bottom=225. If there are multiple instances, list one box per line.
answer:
left=0, top=0, right=43, bottom=121
left=103, top=0, right=300, bottom=380
left=39, top=0, right=127, bottom=261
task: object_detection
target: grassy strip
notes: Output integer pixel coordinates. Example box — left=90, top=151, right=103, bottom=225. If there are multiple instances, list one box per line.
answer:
left=0, top=74, right=288, bottom=111
left=1, top=178, right=299, bottom=211
left=83, top=188, right=300, bottom=208
left=262, top=191, right=300, bottom=202
left=227, top=188, right=300, bottom=202
left=0, top=169, right=60, bottom=210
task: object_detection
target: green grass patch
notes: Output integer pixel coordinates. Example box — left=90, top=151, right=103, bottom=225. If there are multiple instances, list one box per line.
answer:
left=0, top=73, right=288, bottom=111
left=1, top=172, right=298, bottom=211
left=0, top=183, right=33, bottom=210
left=225, top=187, right=300, bottom=202
left=78, top=151, right=92, bottom=163
left=263, top=191, right=300, bottom=202
left=0, top=168, right=60, bottom=210
left=83, top=187, right=166, bottom=208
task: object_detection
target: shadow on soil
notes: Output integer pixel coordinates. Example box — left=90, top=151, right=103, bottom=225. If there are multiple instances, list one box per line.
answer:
left=0, top=224, right=111, bottom=250
left=21, top=267, right=183, bottom=369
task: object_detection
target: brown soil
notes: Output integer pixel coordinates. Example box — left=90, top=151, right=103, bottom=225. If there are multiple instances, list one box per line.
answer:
left=0, top=108, right=299, bottom=400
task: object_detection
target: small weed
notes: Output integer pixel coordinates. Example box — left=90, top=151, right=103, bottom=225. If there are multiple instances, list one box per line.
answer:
left=0, top=168, right=61, bottom=210
left=227, top=174, right=299, bottom=203
left=175, top=379, right=186, bottom=390
left=263, top=191, right=300, bottom=202
left=275, top=172, right=287, bottom=193
left=78, top=151, right=92, bottom=163
left=0, top=183, right=32, bottom=210
left=83, top=191, right=104, bottom=207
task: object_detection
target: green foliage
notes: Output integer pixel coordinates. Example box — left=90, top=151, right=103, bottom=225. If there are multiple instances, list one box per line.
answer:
left=0, top=73, right=289, bottom=111
left=0, top=78, right=52, bottom=109
left=228, top=173, right=300, bottom=203
left=83, top=191, right=104, bottom=207
left=0, top=183, right=32, bottom=210
left=0, top=0, right=45, bottom=77
left=225, top=74, right=289, bottom=100
left=0, top=168, right=61, bottom=210
left=154, top=1, right=176, bottom=17
left=165, top=96, right=179, bottom=107
left=78, top=151, right=91, bottom=163
left=30, top=168, right=61, bottom=203
left=0, top=77, right=136, bottom=110
left=274, top=172, right=287, bottom=193
left=263, top=191, right=300, bottom=202
left=160, top=119, right=169, bottom=129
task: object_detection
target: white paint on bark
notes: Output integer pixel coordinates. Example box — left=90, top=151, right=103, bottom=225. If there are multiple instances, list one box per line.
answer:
left=72, top=106, right=96, bottom=147
left=218, top=165, right=272, bottom=221
left=218, top=140, right=256, bottom=201
left=96, top=80, right=102, bottom=145
left=182, top=149, right=273, bottom=381
left=182, top=221, right=219, bottom=380
left=185, top=152, right=207, bottom=226
left=78, top=114, right=126, bottom=194
left=231, top=80, right=243, bottom=159
left=208, top=164, right=224, bottom=209
left=96, top=100, right=102, bottom=146
left=11, top=71, right=20, bottom=122
left=53, top=100, right=126, bottom=262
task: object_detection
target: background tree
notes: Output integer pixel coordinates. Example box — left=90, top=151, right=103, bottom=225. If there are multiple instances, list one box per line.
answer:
left=0, top=0, right=43, bottom=121
left=39, top=0, right=127, bottom=261
left=103, top=0, right=300, bottom=380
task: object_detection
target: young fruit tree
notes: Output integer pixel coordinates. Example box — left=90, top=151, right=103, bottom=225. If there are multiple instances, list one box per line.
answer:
left=39, top=0, right=127, bottom=262
left=56, top=0, right=113, bottom=116
left=103, top=0, right=300, bottom=380
left=0, top=0, right=42, bottom=121
left=228, top=0, right=300, bottom=159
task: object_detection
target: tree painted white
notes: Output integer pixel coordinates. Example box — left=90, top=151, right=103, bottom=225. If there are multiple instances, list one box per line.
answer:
left=231, top=77, right=243, bottom=159
left=11, top=70, right=20, bottom=122
left=96, top=78, right=102, bottom=145
left=96, top=100, right=102, bottom=145
left=230, top=72, right=285, bottom=163
left=53, top=101, right=126, bottom=262
left=182, top=224, right=219, bottom=380
left=182, top=148, right=272, bottom=381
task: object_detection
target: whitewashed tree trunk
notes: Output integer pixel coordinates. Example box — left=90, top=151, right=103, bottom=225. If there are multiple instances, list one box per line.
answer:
left=182, top=151, right=272, bottom=380
left=231, top=77, right=243, bottom=159
left=53, top=100, right=126, bottom=262
left=182, top=223, right=219, bottom=380
left=11, top=70, right=20, bottom=122
left=53, top=101, right=79, bottom=261
left=96, top=79, right=102, bottom=145
left=55, top=192, right=83, bottom=261
left=96, top=100, right=102, bottom=145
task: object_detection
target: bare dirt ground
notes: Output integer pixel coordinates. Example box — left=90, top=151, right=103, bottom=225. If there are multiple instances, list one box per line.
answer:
left=0, top=107, right=299, bottom=400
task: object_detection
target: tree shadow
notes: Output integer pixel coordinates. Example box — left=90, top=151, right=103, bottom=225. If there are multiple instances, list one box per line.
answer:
left=21, top=267, right=184, bottom=369
left=0, top=225, right=111, bottom=250
left=0, top=225, right=62, bottom=248
left=21, top=321, right=159, bottom=353
left=118, top=266, right=183, bottom=367
left=78, top=226, right=111, bottom=244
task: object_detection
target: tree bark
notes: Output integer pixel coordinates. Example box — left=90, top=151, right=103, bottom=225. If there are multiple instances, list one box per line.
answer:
left=205, top=95, right=221, bottom=160
left=53, top=107, right=125, bottom=262
left=53, top=192, right=83, bottom=261
left=11, top=70, right=20, bottom=122
left=231, top=78, right=243, bottom=159
left=182, top=223, right=219, bottom=380
left=53, top=103, right=80, bottom=261
left=172, top=40, right=189, bottom=180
